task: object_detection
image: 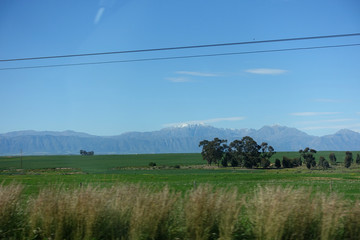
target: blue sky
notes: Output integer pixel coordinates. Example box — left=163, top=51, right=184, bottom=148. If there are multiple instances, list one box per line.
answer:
left=0, top=0, right=359, bottom=136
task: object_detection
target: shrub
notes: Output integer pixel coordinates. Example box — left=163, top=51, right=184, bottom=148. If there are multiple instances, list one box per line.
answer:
left=282, top=156, right=291, bottom=168
left=149, top=162, right=157, bottom=167
left=300, top=148, right=317, bottom=169
left=275, top=159, right=281, bottom=168
left=230, top=157, right=239, bottom=167
left=322, top=160, right=330, bottom=169
left=319, top=156, right=325, bottom=167
left=318, top=156, right=330, bottom=170
left=260, top=158, right=271, bottom=168
left=344, top=151, right=353, bottom=168
left=329, top=153, right=337, bottom=165
left=282, top=156, right=301, bottom=168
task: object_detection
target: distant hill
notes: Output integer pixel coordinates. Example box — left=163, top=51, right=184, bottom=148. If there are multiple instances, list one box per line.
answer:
left=0, top=125, right=359, bottom=155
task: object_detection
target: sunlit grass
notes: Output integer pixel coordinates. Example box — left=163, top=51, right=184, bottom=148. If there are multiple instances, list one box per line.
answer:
left=1, top=183, right=360, bottom=240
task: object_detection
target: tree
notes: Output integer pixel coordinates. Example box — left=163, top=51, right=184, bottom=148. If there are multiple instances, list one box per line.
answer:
left=199, top=138, right=227, bottom=166
left=293, top=157, right=302, bottom=167
left=344, top=151, right=353, bottom=168
left=221, top=148, right=234, bottom=167
left=299, top=148, right=317, bottom=169
left=241, top=136, right=261, bottom=168
left=80, top=150, right=94, bottom=156
left=322, top=160, right=330, bottom=169
left=329, top=153, right=337, bottom=165
left=275, top=159, right=281, bottom=168
left=260, top=158, right=271, bottom=168
left=282, top=156, right=301, bottom=168
left=282, top=156, right=291, bottom=168
left=199, top=140, right=212, bottom=165
left=260, top=142, right=275, bottom=159
left=319, top=156, right=325, bottom=168
left=260, top=142, right=275, bottom=169
left=319, top=156, right=330, bottom=169
left=229, top=140, right=243, bottom=167
left=356, top=154, right=360, bottom=165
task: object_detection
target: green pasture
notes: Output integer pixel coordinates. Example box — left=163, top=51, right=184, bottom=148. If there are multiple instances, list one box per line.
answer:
left=0, top=153, right=202, bottom=173
left=1, top=151, right=360, bottom=199
left=0, top=151, right=356, bottom=172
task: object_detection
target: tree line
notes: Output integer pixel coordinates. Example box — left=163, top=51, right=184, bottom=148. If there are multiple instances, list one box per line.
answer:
left=199, top=136, right=275, bottom=168
left=80, top=150, right=94, bottom=156
left=199, top=137, right=360, bottom=169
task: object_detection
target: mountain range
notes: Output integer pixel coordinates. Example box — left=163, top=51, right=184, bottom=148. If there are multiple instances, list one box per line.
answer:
left=0, top=124, right=359, bottom=155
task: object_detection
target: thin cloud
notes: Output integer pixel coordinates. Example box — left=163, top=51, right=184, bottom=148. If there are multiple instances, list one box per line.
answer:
left=176, top=71, right=218, bottom=77
left=297, top=118, right=355, bottom=125
left=94, top=7, right=105, bottom=24
left=165, top=116, right=245, bottom=127
left=245, top=68, right=287, bottom=75
left=165, top=77, right=190, bottom=83
left=291, top=112, right=341, bottom=117
left=301, top=123, right=360, bottom=131
left=314, top=98, right=342, bottom=103
left=204, top=116, right=245, bottom=123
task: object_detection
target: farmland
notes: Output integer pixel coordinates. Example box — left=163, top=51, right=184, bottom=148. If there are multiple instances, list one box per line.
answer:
left=1, top=151, right=360, bottom=239
left=1, top=151, right=360, bottom=199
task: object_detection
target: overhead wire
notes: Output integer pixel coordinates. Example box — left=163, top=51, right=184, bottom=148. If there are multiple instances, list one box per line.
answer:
left=0, top=43, right=359, bottom=71
left=0, top=33, right=360, bottom=63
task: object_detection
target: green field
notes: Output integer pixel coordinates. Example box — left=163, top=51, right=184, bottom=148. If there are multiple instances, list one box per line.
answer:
left=1, top=151, right=360, bottom=199
left=1, top=152, right=360, bottom=239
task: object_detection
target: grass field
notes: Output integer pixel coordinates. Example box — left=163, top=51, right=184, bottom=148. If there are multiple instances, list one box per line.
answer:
left=1, top=151, right=360, bottom=199
left=1, top=152, right=360, bottom=239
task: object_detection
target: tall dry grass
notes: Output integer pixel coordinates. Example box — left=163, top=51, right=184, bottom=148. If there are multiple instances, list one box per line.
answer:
left=0, top=183, right=24, bottom=239
left=1, top=183, right=360, bottom=239
left=184, top=185, right=246, bottom=240
left=129, top=186, right=180, bottom=239
left=27, top=185, right=182, bottom=240
left=343, top=200, right=360, bottom=240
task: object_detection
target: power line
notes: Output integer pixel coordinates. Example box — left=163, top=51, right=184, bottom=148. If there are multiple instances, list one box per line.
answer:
left=0, top=43, right=359, bottom=71
left=1, top=33, right=360, bottom=63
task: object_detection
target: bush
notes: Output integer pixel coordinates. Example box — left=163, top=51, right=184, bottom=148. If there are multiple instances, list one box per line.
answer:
left=344, top=152, right=353, bottom=168
left=282, top=156, right=291, bottom=168
left=300, top=148, right=317, bottom=169
left=329, top=153, right=337, bottom=165
left=230, top=157, right=239, bottom=167
left=282, top=156, right=301, bottom=168
left=260, top=158, right=271, bottom=168
left=323, top=160, right=330, bottom=169
left=148, top=162, right=157, bottom=167
left=319, top=156, right=330, bottom=170
left=319, top=156, right=325, bottom=167
left=275, top=159, right=281, bottom=168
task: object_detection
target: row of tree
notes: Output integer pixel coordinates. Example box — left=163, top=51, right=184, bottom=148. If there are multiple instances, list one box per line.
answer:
left=199, top=137, right=360, bottom=169
left=275, top=150, right=360, bottom=169
left=199, top=136, right=275, bottom=168
left=80, top=150, right=94, bottom=156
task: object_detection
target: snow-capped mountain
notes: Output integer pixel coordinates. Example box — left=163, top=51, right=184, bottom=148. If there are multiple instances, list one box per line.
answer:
left=0, top=125, right=359, bottom=155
